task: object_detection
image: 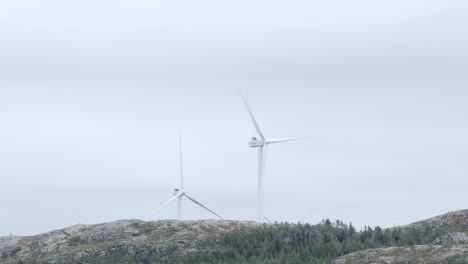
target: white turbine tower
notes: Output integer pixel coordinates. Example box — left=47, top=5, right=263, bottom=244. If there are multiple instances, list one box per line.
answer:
left=156, top=133, right=224, bottom=220
left=241, top=95, right=310, bottom=223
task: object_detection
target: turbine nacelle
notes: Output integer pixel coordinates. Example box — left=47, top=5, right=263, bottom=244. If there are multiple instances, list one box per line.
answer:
left=249, top=137, right=308, bottom=148
left=249, top=137, right=264, bottom=148
left=173, top=188, right=184, bottom=196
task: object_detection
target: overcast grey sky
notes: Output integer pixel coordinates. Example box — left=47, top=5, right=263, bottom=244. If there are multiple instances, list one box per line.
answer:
left=1, top=0, right=467, bottom=236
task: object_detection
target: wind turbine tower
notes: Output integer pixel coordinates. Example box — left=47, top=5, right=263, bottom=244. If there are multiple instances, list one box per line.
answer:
left=156, top=133, right=224, bottom=220
left=241, top=95, right=310, bottom=223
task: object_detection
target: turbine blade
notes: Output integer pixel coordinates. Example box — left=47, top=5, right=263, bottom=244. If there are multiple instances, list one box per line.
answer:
left=265, top=136, right=314, bottom=144
left=264, top=216, right=273, bottom=224
left=241, top=94, right=265, bottom=140
left=262, top=145, right=267, bottom=179
left=179, top=132, right=184, bottom=189
left=183, top=194, right=224, bottom=220
left=156, top=193, right=182, bottom=214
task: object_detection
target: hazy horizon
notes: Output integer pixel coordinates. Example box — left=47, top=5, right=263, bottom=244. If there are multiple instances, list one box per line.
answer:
left=1, top=0, right=467, bottom=236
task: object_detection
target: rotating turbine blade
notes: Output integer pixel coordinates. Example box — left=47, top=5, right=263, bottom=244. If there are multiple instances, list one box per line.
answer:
left=156, top=192, right=182, bottom=214
left=265, top=136, right=314, bottom=144
left=241, top=95, right=265, bottom=140
left=183, top=193, right=224, bottom=220
left=262, top=145, right=267, bottom=178
left=264, top=216, right=273, bottom=224
left=179, top=132, right=184, bottom=189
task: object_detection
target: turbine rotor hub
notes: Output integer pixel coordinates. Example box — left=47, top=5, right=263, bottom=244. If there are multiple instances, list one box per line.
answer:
left=249, top=138, right=264, bottom=148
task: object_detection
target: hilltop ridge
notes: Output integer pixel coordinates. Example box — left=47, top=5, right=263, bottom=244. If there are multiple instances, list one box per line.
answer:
left=1, top=210, right=467, bottom=263
left=403, top=209, right=468, bottom=229
left=0, top=220, right=259, bottom=263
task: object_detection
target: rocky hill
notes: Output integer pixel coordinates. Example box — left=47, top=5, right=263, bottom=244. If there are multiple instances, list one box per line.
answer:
left=335, top=210, right=468, bottom=264
left=0, top=220, right=259, bottom=263
left=1, top=210, right=467, bottom=264
left=403, top=209, right=468, bottom=230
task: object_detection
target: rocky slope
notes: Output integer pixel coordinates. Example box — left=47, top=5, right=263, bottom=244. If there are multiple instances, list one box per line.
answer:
left=0, top=220, right=259, bottom=263
left=334, top=244, right=468, bottom=264
left=335, top=210, right=468, bottom=264
left=403, top=209, right=468, bottom=230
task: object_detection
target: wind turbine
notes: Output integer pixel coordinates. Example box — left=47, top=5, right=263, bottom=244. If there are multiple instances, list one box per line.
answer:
left=241, top=95, right=311, bottom=223
left=156, top=133, right=224, bottom=220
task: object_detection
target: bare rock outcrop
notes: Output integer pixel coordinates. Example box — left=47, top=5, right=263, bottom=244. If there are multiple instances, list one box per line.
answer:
left=334, top=244, right=468, bottom=264
left=433, top=232, right=468, bottom=245
left=403, top=209, right=468, bottom=230
left=0, top=236, right=21, bottom=258
left=0, top=219, right=259, bottom=263
left=75, top=219, right=142, bottom=241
